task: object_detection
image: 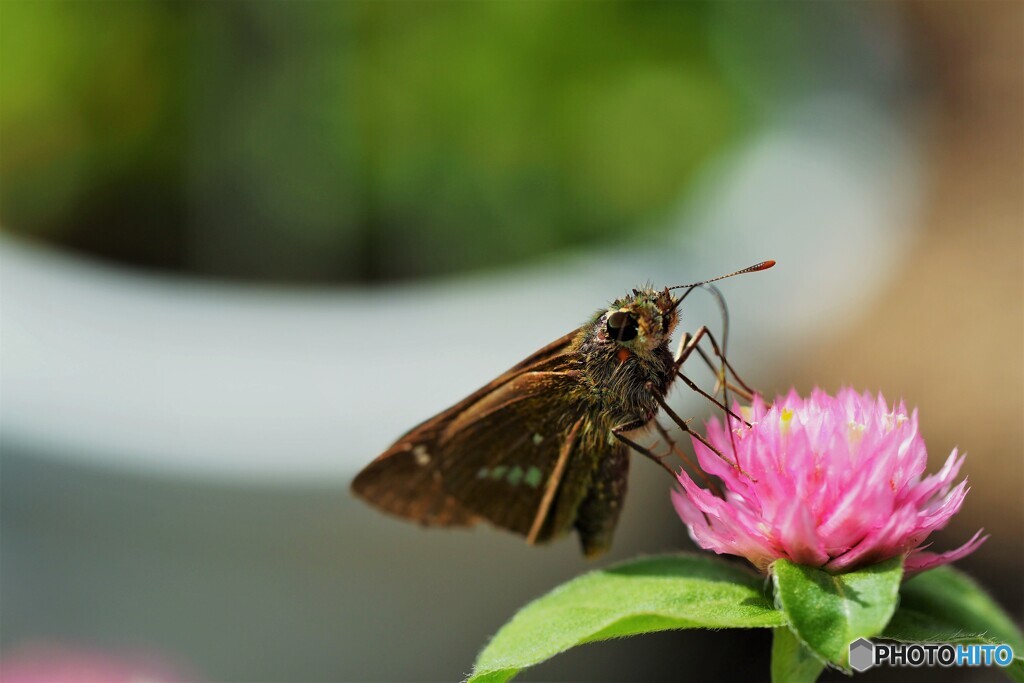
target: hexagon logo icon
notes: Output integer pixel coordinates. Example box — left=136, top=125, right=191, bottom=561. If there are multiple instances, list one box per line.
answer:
left=849, top=638, right=875, bottom=672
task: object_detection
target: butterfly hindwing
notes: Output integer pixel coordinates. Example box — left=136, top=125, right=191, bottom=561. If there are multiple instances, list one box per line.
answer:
left=572, top=438, right=630, bottom=556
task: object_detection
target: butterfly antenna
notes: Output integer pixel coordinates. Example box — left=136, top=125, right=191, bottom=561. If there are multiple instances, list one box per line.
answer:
left=671, top=260, right=775, bottom=304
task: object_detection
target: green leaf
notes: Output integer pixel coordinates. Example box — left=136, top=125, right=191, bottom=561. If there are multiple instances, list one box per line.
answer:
left=890, top=566, right=1024, bottom=650
left=883, top=566, right=1024, bottom=682
left=468, top=553, right=785, bottom=683
left=772, top=556, right=903, bottom=669
left=771, top=626, right=825, bottom=683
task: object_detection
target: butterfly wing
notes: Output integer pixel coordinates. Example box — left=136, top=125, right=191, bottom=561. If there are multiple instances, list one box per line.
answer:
left=350, top=329, right=580, bottom=528
left=435, top=369, right=591, bottom=542
left=435, top=373, right=630, bottom=553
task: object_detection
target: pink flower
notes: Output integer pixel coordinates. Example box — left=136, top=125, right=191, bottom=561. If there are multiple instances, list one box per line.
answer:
left=672, top=388, right=986, bottom=574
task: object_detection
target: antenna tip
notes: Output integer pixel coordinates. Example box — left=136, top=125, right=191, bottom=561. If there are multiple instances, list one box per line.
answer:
left=756, top=259, right=776, bottom=271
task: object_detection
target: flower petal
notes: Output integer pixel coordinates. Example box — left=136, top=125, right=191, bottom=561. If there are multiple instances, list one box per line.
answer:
left=904, top=530, right=988, bottom=576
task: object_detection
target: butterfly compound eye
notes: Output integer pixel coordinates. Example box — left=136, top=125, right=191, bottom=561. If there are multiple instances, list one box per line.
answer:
left=606, top=311, right=639, bottom=342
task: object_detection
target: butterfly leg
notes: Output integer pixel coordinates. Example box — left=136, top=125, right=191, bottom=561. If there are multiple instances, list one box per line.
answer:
left=651, top=420, right=724, bottom=496
left=612, top=414, right=724, bottom=496
left=675, top=371, right=750, bottom=427
left=673, top=327, right=756, bottom=400
left=611, top=419, right=676, bottom=478
left=647, top=385, right=756, bottom=481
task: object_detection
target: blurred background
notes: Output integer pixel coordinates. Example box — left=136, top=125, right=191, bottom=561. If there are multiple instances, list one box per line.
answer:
left=1, top=2, right=1020, bottom=681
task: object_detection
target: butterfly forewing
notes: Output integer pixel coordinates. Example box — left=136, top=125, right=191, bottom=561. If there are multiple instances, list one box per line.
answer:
left=437, top=370, right=591, bottom=541
left=347, top=435, right=477, bottom=527
left=351, top=329, right=581, bottom=531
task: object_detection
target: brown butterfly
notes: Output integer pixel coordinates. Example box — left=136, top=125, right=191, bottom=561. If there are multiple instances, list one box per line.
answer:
left=351, top=261, right=774, bottom=556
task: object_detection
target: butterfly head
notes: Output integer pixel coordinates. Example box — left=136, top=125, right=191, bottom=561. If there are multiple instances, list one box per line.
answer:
left=598, top=287, right=679, bottom=354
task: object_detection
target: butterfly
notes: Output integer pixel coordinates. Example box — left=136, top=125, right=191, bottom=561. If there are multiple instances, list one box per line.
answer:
left=351, top=261, right=774, bottom=556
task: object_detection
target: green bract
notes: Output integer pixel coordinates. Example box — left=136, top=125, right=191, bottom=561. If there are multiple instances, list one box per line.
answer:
left=771, top=556, right=903, bottom=669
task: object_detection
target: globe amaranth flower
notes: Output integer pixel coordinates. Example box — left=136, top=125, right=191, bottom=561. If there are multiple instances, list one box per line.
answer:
left=672, top=388, right=986, bottom=574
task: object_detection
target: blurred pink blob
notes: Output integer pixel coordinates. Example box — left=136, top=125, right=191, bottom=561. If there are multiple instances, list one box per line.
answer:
left=673, top=388, right=986, bottom=574
left=0, top=642, right=192, bottom=683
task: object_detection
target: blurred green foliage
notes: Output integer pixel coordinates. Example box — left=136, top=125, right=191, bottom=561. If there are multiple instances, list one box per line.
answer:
left=1, top=1, right=748, bottom=283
